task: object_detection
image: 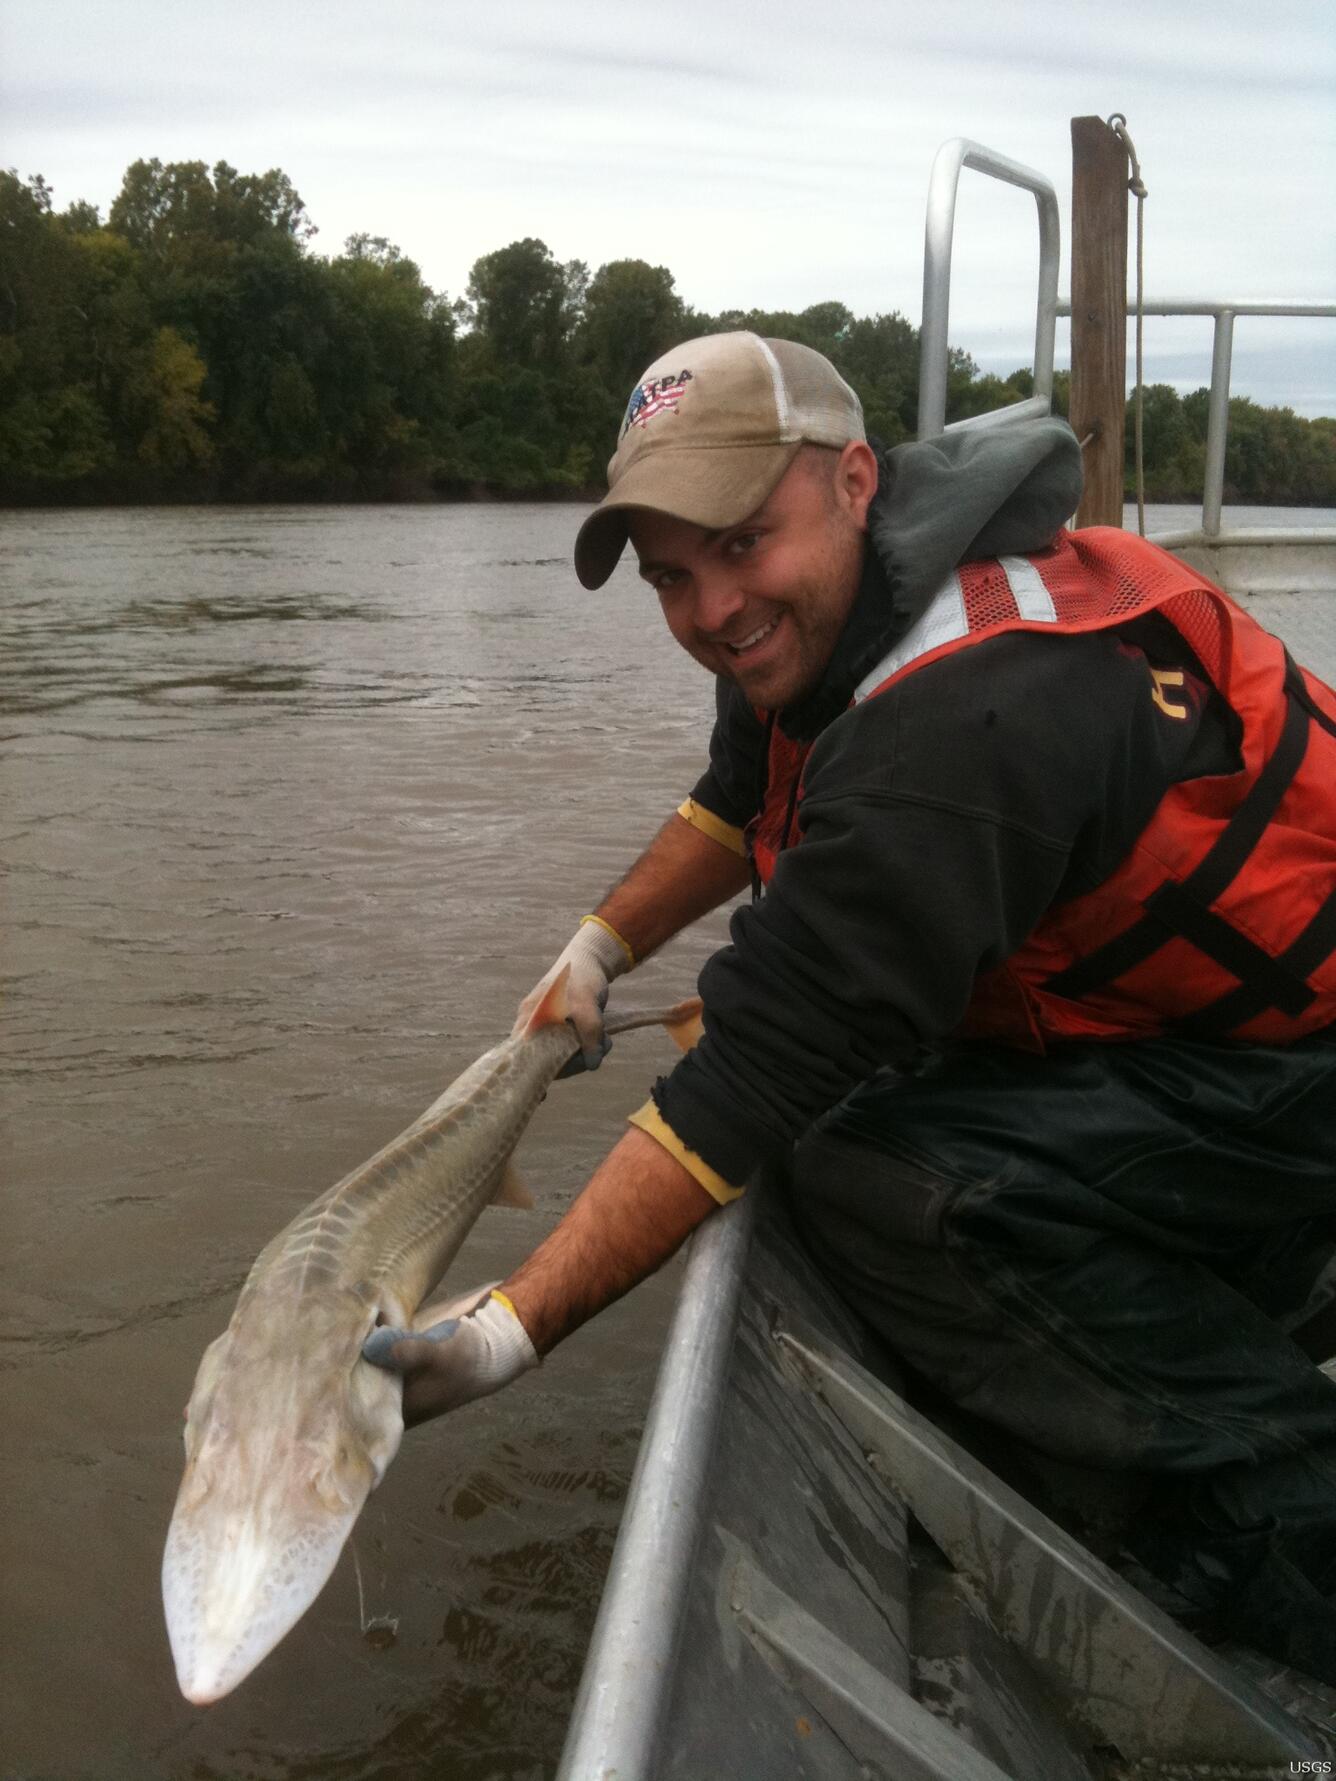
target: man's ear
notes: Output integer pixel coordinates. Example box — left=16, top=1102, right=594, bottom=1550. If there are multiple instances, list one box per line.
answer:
left=835, top=439, right=879, bottom=529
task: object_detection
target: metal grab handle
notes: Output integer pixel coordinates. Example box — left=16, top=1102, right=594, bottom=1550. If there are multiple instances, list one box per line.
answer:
left=918, top=138, right=1061, bottom=440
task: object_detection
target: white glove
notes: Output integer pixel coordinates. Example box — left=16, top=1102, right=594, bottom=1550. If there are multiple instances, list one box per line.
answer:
left=513, top=916, right=634, bottom=1072
left=362, top=1287, right=539, bottom=1427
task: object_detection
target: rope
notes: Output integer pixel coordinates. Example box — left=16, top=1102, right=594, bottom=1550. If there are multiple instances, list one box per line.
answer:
left=1106, top=114, right=1148, bottom=535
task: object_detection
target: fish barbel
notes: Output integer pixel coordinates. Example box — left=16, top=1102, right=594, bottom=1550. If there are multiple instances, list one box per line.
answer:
left=162, top=968, right=701, bottom=1705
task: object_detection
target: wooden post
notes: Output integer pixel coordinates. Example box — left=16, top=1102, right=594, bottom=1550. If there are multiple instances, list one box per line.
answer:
left=1069, top=117, right=1130, bottom=528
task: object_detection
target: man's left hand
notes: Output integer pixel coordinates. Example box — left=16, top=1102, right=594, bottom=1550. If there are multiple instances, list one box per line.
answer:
left=362, top=1286, right=539, bottom=1426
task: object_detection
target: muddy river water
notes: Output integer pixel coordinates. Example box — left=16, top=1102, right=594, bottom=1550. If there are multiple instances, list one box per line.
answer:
left=2, top=503, right=735, bottom=1781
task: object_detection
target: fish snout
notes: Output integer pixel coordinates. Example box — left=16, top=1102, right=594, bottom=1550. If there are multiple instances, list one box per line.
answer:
left=163, top=1482, right=366, bottom=1705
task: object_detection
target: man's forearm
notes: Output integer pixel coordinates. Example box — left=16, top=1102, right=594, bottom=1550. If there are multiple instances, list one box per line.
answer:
left=499, top=1125, right=721, bottom=1353
left=596, top=811, right=751, bottom=963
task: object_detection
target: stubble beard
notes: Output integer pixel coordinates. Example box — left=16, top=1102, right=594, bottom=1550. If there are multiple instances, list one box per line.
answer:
left=728, top=526, right=864, bottom=712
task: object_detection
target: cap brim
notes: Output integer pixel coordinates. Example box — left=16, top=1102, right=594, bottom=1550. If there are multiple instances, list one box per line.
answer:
left=573, top=440, right=803, bottom=589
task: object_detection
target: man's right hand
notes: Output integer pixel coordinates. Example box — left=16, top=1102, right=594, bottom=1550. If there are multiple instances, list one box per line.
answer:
left=513, top=917, right=634, bottom=1072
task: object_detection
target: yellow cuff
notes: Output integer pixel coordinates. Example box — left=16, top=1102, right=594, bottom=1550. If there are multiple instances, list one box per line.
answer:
left=628, top=1101, right=746, bottom=1205
left=580, top=913, right=636, bottom=969
left=676, top=798, right=747, bottom=859
left=490, top=1290, right=520, bottom=1321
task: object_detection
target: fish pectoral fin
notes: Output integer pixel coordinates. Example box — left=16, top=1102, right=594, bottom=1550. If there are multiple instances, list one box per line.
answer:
left=519, top=961, right=571, bottom=1038
left=412, top=1281, right=499, bottom=1331
left=492, top=1158, right=534, bottom=1210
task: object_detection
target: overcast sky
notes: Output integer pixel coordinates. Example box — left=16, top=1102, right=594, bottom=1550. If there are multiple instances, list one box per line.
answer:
left=4, top=0, right=1334, bottom=414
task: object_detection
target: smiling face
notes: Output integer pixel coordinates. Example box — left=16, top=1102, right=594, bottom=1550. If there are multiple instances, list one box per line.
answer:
left=629, top=441, right=878, bottom=711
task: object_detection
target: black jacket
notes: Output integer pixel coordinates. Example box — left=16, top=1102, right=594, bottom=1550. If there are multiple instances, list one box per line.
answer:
left=650, top=423, right=1240, bottom=1187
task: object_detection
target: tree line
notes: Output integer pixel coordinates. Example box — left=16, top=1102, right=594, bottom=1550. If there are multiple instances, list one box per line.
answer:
left=2, top=160, right=1333, bottom=507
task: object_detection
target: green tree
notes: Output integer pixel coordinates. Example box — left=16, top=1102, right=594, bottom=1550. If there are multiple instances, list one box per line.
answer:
left=0, top=384, right=114, bottom=485
left=464, top=238, right=578, bottom=369
left=1129, top=384, right=1203, bottom=500
left=59, top=199, right=102, bottom=235
left=828, top=311, right=920, bottom=444
left=323, top=237, right=457, bottom=486
left=132, top=326, right=215, bottom=470
left=101, top=159, right=324, bottom=490
left=0, top=171, right=126, bottom=489
left=108, top=158, right=314, bottom=256
left=578, top=258, right=685, bottom=394
left=68, top=229, right=151, bottom=423
left=795, top=302, right=856, bottom=355
left=0, top=170, right=66, bottom=350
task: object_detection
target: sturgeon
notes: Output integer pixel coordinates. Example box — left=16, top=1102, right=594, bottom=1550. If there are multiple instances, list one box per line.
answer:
left=162, top=969, right=701, bottom=1705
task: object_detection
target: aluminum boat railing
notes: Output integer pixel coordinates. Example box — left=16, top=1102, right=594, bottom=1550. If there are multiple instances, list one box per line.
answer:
left=1054, top=297, right=1336, bottom=547
left=916, top=138, right=1336, bottom=578
left=917, top=137, right=1061, bottom=441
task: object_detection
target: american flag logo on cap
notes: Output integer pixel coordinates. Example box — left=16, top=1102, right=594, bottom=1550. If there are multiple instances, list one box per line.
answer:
left=621, top=369, right=693, bottom=437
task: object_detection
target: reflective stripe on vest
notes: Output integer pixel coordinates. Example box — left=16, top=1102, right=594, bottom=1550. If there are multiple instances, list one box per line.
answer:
left=999, top=553, right=1059, bottom=622
left=852, top=571, right=967, bottom=700
left=852, top=554, right=1059, bottom=703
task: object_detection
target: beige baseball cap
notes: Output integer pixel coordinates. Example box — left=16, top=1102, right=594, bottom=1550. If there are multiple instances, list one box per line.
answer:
left=573, top=331, right=866, bottom=590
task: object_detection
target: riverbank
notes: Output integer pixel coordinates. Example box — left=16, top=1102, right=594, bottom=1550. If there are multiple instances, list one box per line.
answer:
left=0, top=476, right=604, bottom=509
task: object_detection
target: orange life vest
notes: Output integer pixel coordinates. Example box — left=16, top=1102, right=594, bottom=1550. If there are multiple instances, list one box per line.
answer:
left=747, top=527, right=1336, bottom=1048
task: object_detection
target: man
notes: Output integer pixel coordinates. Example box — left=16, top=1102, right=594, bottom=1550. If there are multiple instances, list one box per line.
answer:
left=366, top=332, right=1336, bottom=1677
